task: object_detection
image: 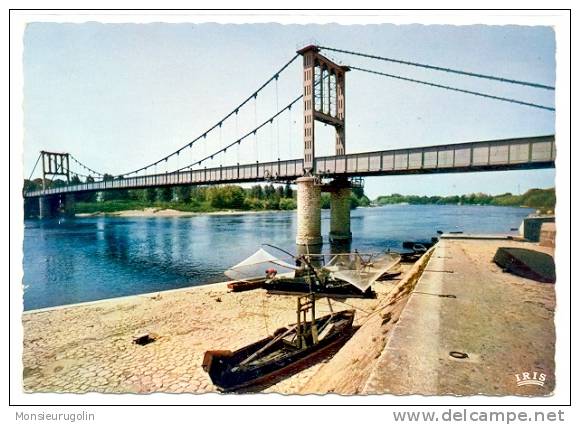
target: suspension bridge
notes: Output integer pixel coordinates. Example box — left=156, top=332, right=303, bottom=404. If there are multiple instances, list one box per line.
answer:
left=23, top=45, right=556, bottom=245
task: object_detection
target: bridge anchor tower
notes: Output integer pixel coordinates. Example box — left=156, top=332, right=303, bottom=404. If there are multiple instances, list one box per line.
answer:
left=38, top=151, right=75, bottom=219
left=296, top=45, right=351, bottom=245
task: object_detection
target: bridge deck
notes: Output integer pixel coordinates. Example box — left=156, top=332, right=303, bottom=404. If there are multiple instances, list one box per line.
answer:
left=24, top=135, right=555, bottom=197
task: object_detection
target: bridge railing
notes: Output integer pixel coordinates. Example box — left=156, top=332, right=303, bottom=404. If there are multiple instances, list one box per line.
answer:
left=24, top=159, right=306, bottom=197
left=24, top=136, right=554, bottom=198
left=314, top=135, right=555, bottom=176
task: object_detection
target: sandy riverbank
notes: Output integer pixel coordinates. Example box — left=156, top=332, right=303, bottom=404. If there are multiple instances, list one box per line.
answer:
left=22, top=256, right=426, bottom=394
left=76, top=208, right=281, bottom=218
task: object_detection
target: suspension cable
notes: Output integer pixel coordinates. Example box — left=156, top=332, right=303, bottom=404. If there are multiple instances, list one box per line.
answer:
left=69, top=154, right=105, bottom=177
left=175, top=73, right=331, bottom=171
left=26, top=153, right=41, bottom=182
left=116, top=54, right=300, bottom=177
left=288, top=103, right=293, bottom=159
left=173, top=94, right=303, bottom=172
left=349, top=65, right=555, bottom=112
left=236, top=111, right=240, bottom=164
left=66, top=169, right=92, bottom=179
left=254, top=97, right=258, bottom=163
left=63, top=166, right=102, bottom=180
left=276, top=76, right=280, bottom=160
left=318, top=46, right=555, bottom=90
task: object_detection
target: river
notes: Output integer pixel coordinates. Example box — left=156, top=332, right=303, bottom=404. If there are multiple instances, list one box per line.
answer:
left=22, top=204, right=532, bottom=310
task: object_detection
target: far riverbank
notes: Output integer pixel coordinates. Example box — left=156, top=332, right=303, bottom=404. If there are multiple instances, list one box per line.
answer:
left=76, top=207, right=280, bottom=218
left=75, top=202, right=539, bottom=219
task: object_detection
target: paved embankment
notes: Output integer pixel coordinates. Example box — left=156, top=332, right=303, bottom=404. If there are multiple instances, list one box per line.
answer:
left=364, top=237, right=555, bottom=396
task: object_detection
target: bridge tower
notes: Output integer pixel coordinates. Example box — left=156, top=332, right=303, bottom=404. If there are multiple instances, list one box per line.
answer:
left=296, top=45, right=352, bottom=245
left=38, top=151, right=75, bottom=218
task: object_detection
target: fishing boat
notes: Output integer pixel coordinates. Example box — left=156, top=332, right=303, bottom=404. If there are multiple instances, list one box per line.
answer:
left=402, top=239, right=437, bottom=250
left=202, top=298, right=355, bottom=391
left=203, top=249, right=359, bottom=391
left=227, top=276, right=266, bottom=292
left=265, top=275, right=376, bottom=298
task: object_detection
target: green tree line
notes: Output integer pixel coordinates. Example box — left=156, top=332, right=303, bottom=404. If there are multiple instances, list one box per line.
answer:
left=24, top=177, right=370, bottom=215
left=79, top=183, right=298, bottom=214
left=375, top=188, right=555, bottom=210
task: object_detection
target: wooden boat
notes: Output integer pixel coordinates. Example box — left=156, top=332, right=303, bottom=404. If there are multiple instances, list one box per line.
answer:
left=402, top=240, right=436, bottom=250
left=378, top=269, right=402, bottom=280
left=493, top=247, right=555, bottom=283
left=205, top=246, right=382, bottom=391
left=265, top=275, right=376, bottom=298
left=202, top=304, right=355, bottom=392
left=227, top=277, right=266, bottom=292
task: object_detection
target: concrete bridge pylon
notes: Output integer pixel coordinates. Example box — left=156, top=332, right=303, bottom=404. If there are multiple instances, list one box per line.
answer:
left=296, top=45, right=351, bottom=247
left=328, top=181, right=352, bottom=243
left=295, top=176, right=323, bottom=246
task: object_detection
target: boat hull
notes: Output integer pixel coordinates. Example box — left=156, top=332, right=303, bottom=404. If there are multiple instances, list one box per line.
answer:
left=202, top=310, right=355, bottom=391
left=265, top=277, right=376, bottom=299
left=493, top=247, right=555, bottom=283
left=227, top=277, right=266, bottom=292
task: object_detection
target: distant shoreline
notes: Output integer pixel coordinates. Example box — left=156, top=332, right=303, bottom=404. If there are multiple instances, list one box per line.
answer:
left=374, top=188, right=554, bottom=212
left=75, top=207, right=280, bottom=218
left=74, top=203, right=540, bottom=219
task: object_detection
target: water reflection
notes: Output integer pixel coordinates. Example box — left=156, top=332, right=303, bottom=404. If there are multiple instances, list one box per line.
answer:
left=295, top=243, right=323, bottom=267
left=329, top=241, right=352, bottom=255
left=23, top=205, right=533, bottom=310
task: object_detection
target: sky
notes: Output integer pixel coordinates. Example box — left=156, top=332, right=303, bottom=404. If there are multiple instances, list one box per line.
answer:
left=23, top=22, right=556, bottom=199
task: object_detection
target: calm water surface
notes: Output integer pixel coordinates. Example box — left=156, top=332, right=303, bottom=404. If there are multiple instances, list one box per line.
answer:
left=22, top=205, right=532, bottom=310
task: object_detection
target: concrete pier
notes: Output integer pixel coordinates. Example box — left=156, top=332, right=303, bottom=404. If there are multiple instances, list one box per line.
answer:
left=64, top=194, right=76, bottom=217
left=295, top=176, right=322, bottom=246
left=38, top=196, right=58, bottom=219
left=329, top=186, right=352, bottom=243
left=38, top=197, right=50, bottom=219
left=38, top=194, right=75, bottom=219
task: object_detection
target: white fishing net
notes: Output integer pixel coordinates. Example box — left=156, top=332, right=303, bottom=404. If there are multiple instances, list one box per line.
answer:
left=225, top=248, right=401, bottom=291
left=325, top=252, right=401, bottom=291
left=224, top=248, right=299, bottom=281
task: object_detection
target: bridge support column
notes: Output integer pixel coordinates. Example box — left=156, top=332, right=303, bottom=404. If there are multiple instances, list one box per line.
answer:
left=38, top=196, right=58, bottom=219
left=329, top=183, right=352, bottom=243
left=63, top=194, right=76, bottom=217
left=295, top=243, right=323, bottom=267
left=38, top=197, right=50, bottom=219
left=296, top=177, right=322, bottom=246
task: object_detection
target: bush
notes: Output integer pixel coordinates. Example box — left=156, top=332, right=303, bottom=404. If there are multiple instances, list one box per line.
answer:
left=358, top=195, right=371, bottom=207
left=264, top=198, right=280, bottom=210
left=157, top=187, right=174, bottom=202
left=279, top=198, right=297, bottom=210
left=209, top=186, right=245, bottom=209
left=243, top=198, right=265, bottom=210
left=176, top=186, right=192, bottom=203
left=374, top=188, right=555, bottom=209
